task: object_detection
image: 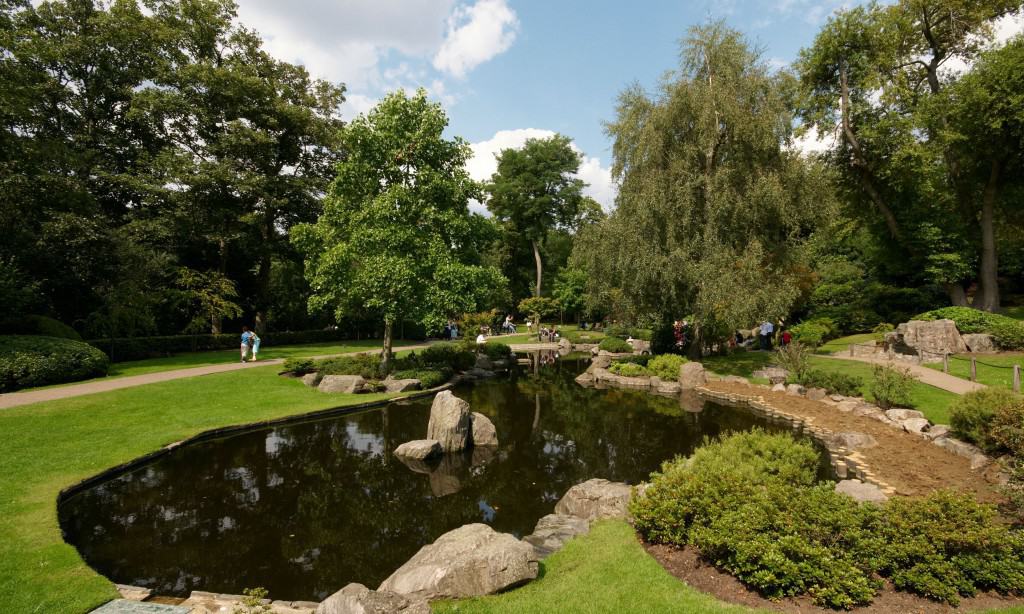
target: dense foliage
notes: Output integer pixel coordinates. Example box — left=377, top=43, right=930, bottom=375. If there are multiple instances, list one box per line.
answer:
left=916, top=307, right=1024, bottom=350
left=574, top=23, right=837, bottom=355
left=951, top=388, right=1024, bottom=455
left=868, top=365, right=917, bottom=409
left=598, top=337, right=633, bottom=353
left=0, top=336, right=109, bottom=391
left=631, top=430, right=1024, bottom=607
left=647, top=354, right=687, bottom=380
left=792, top=368, right=864, bottom=397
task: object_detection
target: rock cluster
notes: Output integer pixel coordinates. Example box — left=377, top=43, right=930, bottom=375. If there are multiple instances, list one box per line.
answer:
left=884, top=319, right=968, bottom=362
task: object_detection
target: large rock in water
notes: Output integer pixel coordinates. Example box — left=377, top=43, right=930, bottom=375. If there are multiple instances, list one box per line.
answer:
left=394, top=440, right=442, bottom=461
left=471, top=412, right=498, bottom=446
left=678, top=362, right=707, bottom=389
left=318, top=375, right=366, bottom=394
left=522, top=513, right=590, bottom=559
left=317, top=583, right=428, bottom=614
left=378, top=524, right=539, bottom=601
left=554, top=478, right=632, bottom=521
left=894, top=319, right=969, bottom=358
left=427, top=391, right=472, bottom=452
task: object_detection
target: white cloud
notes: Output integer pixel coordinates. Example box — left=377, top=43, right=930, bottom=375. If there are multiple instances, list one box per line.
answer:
left=993, top=10, right=1024, bottom=44
left=433, top=0, right=519, bottom=78
left=468, top=129, right=618, bottom=213
left=790, top=124, right=837, bottom=156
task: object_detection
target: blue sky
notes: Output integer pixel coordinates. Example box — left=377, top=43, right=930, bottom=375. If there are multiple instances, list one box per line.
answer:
left=232, top=0, right=1022, bottom=209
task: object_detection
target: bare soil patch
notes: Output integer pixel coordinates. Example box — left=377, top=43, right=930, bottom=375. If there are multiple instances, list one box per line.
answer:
left=704, top=380, right=1004, bottom=503
left=644, top=541, right=1024, bottom=613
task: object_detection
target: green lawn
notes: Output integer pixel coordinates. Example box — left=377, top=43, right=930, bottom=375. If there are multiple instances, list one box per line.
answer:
left=924, top=353, right=1024, bottom=392
left=697, top=350, right=957, bottom=424
left=0, top=366, right=403, bottom=614
left=817, top=333, right=879, bottom=355
left=433, top=521, right=760, bottom=614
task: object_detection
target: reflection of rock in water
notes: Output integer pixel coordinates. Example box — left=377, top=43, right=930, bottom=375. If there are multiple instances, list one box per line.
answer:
left=396, top=452, right=472, bottom=497
left=679, top=390, right=705, bottom=413
left=470, top=445, right=496, bottom=470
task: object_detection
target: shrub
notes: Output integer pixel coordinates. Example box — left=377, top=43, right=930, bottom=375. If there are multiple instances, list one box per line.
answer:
left=0, top=315, right=82, bottom=340
left=613, top=354, right=652, bottom=366
left=393, top=368, right=450, bottom=388
left=789, top=321, right=829, bottom=347
left=282, top=357, right=315, bottom=375
left=608, top=362, right=648, bottom=377
left=650, top=321, right=683, bottom=355
left=795, top=368, right=864, bottom=397
left=0, top=335, right=109, bottom=391
left=990, top=395, right=1024, bottom=457
left=315, top=354, right=382, bottom=379
left=991, top=320, right=1024, bottom=351
left=775, top=342, right=812, bottom=379
left=647, top=354, right=686, bottom=380
left=479, top=342, right=512, bottom=361
left=869, top=364, right=916, bottom=409
left=418, top=342, right=475, bottom=371
left=949, top=388, right=1022, bottom=453
left=563, top=329, right=604, bottom=344
left=631, top=430, right=1024, bottom=608
left=876, top=490, right=1024, bottom=606
left=598, top=337, right=633, bottom=353
left=872, top=322, right=894, bottom=340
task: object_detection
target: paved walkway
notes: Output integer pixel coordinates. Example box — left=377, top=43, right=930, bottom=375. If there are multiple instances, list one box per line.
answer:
left=819, top=353, right=986, bottom=394
left=0, top=342, right=562, bottom=410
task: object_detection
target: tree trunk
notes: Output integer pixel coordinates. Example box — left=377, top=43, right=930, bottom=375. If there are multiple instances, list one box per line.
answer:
left=257, top=219, right=273, bottom=315
left=944, top=283, right=969, bottom=307
left=212, top=237, right=228, bottom=334
left=977, top=159, right=1001, bottom=312
left=531, top=239, right=543, bottom=297
left=381, top=320, right=394, bottom=373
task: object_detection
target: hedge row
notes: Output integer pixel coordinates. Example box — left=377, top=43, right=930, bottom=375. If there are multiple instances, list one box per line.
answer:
left=0, top=335, right=109, bottom=392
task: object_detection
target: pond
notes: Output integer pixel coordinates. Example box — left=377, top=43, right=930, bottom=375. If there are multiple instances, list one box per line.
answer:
left=58, top=356, right=822, bottom=602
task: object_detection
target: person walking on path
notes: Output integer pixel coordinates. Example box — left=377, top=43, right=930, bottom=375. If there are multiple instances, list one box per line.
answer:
left=250, top=331, right=261, bottom=361
left=240, top=327, right=254, bottom=362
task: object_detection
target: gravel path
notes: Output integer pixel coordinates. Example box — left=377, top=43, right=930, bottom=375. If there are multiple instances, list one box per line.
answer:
left=818, top=353, right=986, bottom=394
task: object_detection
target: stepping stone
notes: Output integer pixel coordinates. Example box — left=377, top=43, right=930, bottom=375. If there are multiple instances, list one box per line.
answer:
left=91, top=600, right=189, bottom=614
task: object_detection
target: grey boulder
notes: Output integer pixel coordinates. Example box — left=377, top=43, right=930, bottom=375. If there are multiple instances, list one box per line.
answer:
left=902, top=418, right=931, bottom=435
left=378, top=524, right=538, bottom=601
left=554, top=478, right=632, bottom=521
left=384, top=378, right=421, bottom=393
left=317, top=583, right=428, bottom=614
left=963, top=333, right=997, bottom=353
left=522, top=513, right=590, bottom=559
left=678, top=362, right=707, bottom=389
left=318, top=375, right=366, bottom=394
left=835, top=480, right=889, bottom=504
left=829, top=432, right=878, bottom=450
left=885, top=408, right=925, bottom=422
left=806, top=387, right=828, bottom=401
left=301, top=372, right=323, bottom=387
left=394, top=440, right=442, bottom=461
left=427, top=391, right=472, bottom=452
left=471, top=412, right=498, bottom=447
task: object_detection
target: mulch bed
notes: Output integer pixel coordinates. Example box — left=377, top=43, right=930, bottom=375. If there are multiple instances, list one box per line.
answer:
left=644, top=541, right=1024, bottom=613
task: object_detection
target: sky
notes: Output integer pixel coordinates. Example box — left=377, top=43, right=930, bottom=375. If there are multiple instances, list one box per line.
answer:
left=231, top=0, right=1024, bottom=211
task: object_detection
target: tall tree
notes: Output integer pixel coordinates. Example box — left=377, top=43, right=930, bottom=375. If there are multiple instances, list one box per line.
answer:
left=485, top=135, right=586, bottom=298
left=574, top=22, right=835, bottom=354
left=293, top=90, right=505, bottom=371
left=797, top=0, right=1021, bottom=310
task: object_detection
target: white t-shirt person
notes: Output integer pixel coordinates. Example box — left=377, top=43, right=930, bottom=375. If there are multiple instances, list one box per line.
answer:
left=476, top=333, right=487, bottom=345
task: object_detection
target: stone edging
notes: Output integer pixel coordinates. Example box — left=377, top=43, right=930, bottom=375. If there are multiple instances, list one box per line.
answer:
left=695, top=386, right=897, bottom=496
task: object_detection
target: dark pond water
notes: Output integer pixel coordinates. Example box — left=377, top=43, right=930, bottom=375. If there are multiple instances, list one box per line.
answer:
left=59, top=357, right=819, bottom=602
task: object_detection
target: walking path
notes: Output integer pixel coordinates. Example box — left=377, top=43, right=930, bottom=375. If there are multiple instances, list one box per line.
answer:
left=0, top=342, right=564, bottom=410
left=819, top=353, right=986, bottom=394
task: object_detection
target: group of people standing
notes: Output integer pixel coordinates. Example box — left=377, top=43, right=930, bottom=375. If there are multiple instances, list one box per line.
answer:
left=240, top=326, right=261, bottom=362
left=756, top=320, right=792, bottom=351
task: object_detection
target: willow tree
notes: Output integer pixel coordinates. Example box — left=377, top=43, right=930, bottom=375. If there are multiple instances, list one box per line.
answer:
left=797, top=0, right=1021, bottom=310
left=293, top=90, right=505, bottom=371
left=573, top=22, right=834, bottom=354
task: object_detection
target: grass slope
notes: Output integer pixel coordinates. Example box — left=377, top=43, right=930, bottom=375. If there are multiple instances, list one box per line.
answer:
left=433, top=521, right=758, bottom=614
left=0, top=366, right=398, bottom=614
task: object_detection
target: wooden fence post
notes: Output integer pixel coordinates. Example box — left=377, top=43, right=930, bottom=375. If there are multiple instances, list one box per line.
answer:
left=1014, top=365, right=1021, bottom=394
left=943, top=353, right=949, bottom=373
left=970, top=357, right=977, bottom=382
left=849, top=343, right=854, bottom=357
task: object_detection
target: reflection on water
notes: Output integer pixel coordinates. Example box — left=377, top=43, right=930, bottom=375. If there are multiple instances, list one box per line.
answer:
left=59, top=357, right=797, bottom=601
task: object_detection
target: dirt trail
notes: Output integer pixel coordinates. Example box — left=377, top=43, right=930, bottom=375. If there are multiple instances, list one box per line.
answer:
left=705, top=380, right=1004, bottom=503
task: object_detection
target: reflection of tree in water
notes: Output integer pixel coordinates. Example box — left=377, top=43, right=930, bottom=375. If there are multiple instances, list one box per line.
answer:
left=60, top=361, right=792, bottom=602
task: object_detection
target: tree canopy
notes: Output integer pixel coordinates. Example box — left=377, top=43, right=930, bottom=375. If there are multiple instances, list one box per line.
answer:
left=292, top=89, right=505, bottom=369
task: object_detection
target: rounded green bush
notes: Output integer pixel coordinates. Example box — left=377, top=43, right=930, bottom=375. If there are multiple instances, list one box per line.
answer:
left=915, top=307, right=1024, bottom=349
left=282, top=357, right=316, bottom=375
left=608, top=362, right=648, bottom=377
left=598, top=337, right=633, bottom=353
left=0, top=335, right=109, bottom=391
left=646, top=354, right=687, bottom=380
left=392, top=368, right=450, bottom=388
left=479, top=342, right=512, bottom=360
left=419, top=342, right=476, bottom=371
left=949, top=388, right=1023, bottom=453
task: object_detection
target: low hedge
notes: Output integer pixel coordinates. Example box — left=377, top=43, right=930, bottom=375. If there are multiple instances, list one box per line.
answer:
left=0, top=335, right=109, bottom=391
left=282, top=357, right=316, bottom=375
left=950, top=388, right=1024, bottom=455
left=631, top=430, right=1024, bottom=608
left=792, top=368, right=863, bottom=397
left=417, top=342, right=476, bottom=372
left=479, top=342, right=513, bottom=361
left=608, top=362, right=648, bottom=377
left=598, top=337, right=633, bottom=353
left=647, top=354, right=686, bottom=380
left=915, top=307, right=1024, bottom=350
left=315, top=354, right=383, bottom=379
left=393, top=368, right=451, bottom=388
